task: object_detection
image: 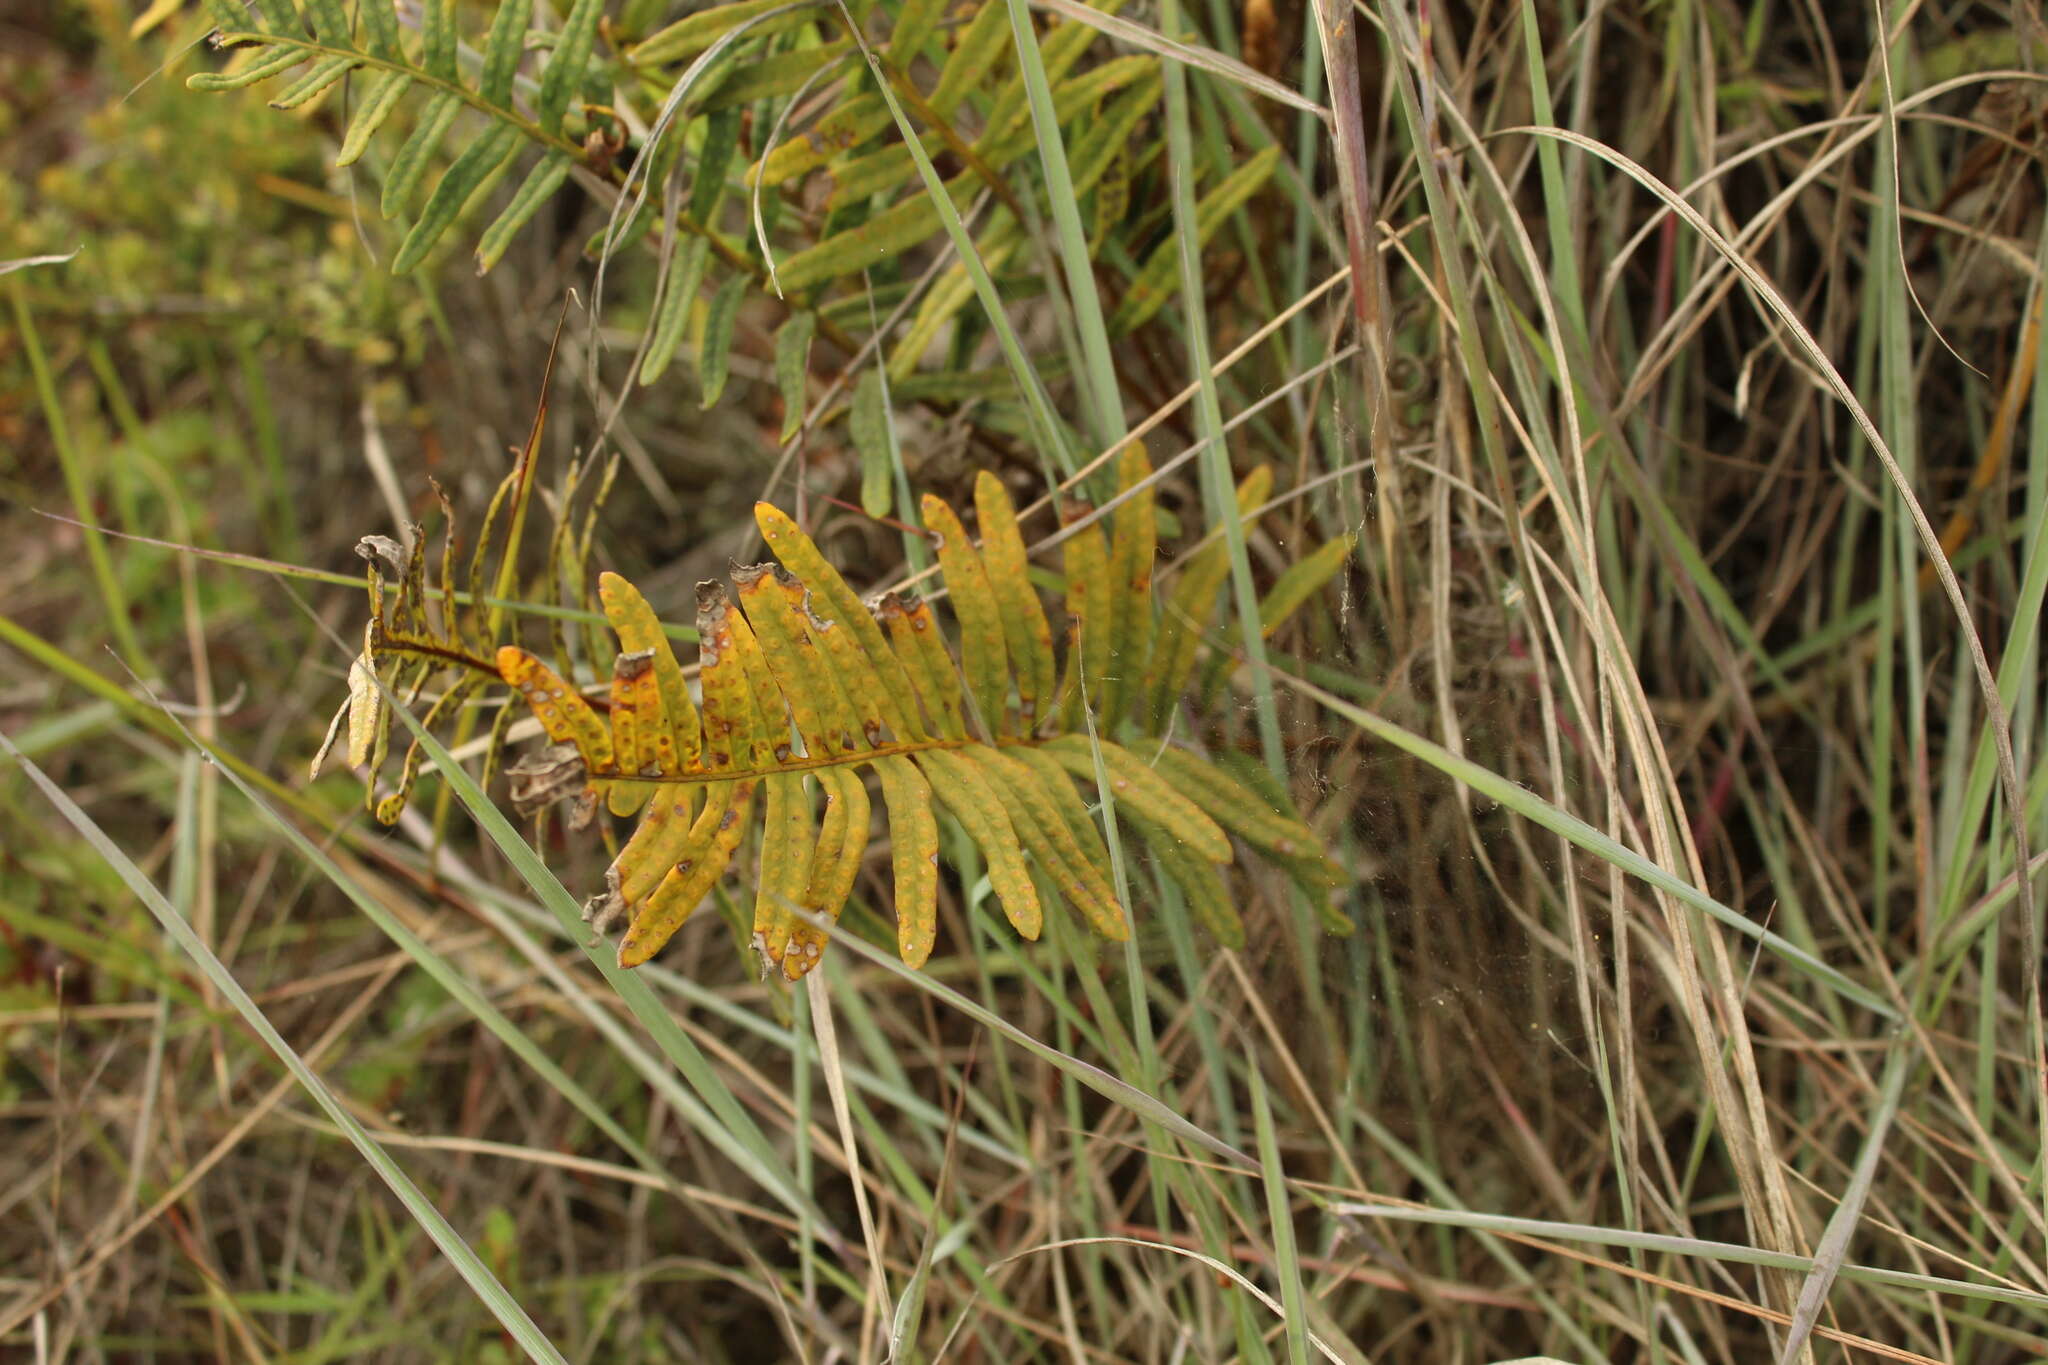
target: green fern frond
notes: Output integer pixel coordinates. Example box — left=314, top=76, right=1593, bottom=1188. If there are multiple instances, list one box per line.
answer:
left=186, top=0, right=1285, bottom=484
left=334, top=443, right=1352, bottom=980
left=188, top=0, right=604, bottom=274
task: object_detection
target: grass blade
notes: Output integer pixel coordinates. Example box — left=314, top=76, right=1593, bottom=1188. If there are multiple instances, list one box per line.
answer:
left=0, top=727, right=570, bottom=1365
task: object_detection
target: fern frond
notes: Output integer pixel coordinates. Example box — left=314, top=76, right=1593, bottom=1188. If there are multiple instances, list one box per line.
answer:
left=189, top=0, right=601, bottom=274
left=335, top=442, right=1355, bottom=979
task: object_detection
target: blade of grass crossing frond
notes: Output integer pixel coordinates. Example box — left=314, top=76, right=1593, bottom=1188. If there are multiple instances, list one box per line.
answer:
left=0, top=731, right=570, bottom=1365
left=833, top=0, right=1075, bottom=477
left=354, top=657, right=816, bottom=1221
left=1249, top=1063, right=1311, bottom=1365
left=916, top=748, right=1043, bottom=939
left=971, top=747, right=1126, bottom=938
left=997, top=0, right=1123, bottom=448
left=1009, top=746, right=1113, bottom=884
left=1041, top=736, right=1232, bottom=862
left=1140, top=815, right=1244, bottom=946
left=1153, top=19, right=1284, bottom=776
left=1149, top=744, right=1325, bottom=864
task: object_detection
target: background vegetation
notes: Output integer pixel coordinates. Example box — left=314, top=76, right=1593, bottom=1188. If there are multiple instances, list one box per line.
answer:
left=5, top=0, right=2048, bottom=1361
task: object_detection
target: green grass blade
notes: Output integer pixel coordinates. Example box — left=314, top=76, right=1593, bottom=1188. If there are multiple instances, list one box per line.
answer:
left=0, top=728, right=570, bottom=1365
left=832, top=0, right=1075, bottom=478
left=368, top=656, right=825, bottom=1227
left=997, top=0, right=1122, bottom=448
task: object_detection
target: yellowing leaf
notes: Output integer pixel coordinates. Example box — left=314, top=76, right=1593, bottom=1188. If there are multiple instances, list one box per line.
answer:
left=1103, top=441, right=1157, bottom=727
left=599, top=573, right=702, bottom=772
left=974, top=472, right=1057, bottom=731
left=696, top=582, right=775, bottom=770
left=756, top=503, right=925, bottom=743
left=497, top=646, right=614, bottom=772
left=606, top=649, right=661, bottom=817
left=923, top=494, right=1011, bottom=737
left=788, top=765, right=870, bottom=976
left=916, top=748, right=1042, bottom=940
left=971, top=747, right=1126, bottom=940
left=1042, top=736, right=1231, bottom=863
left=753, top=773, right=817, bottom=973
left=877, top=591, right=965, bottom=740
left=871, top=755, right=939, bottom=966
left=620, top=779, right=757, bottom=967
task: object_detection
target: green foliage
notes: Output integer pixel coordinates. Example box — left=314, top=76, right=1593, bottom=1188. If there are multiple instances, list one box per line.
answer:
left=189, top=0, right=595, bottom=274
left=184, top=0, right=1279, bottom=463
left=0, top=31, right=428, bottom=365
left=334, top=441, right=1348, bottom=978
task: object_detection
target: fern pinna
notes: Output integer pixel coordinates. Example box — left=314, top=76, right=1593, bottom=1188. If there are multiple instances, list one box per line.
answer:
left=334, top=443, right=1349, bottom=978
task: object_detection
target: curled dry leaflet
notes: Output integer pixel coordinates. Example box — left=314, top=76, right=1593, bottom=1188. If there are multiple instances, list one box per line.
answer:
left=321, top=441, right=1355, bottom=980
